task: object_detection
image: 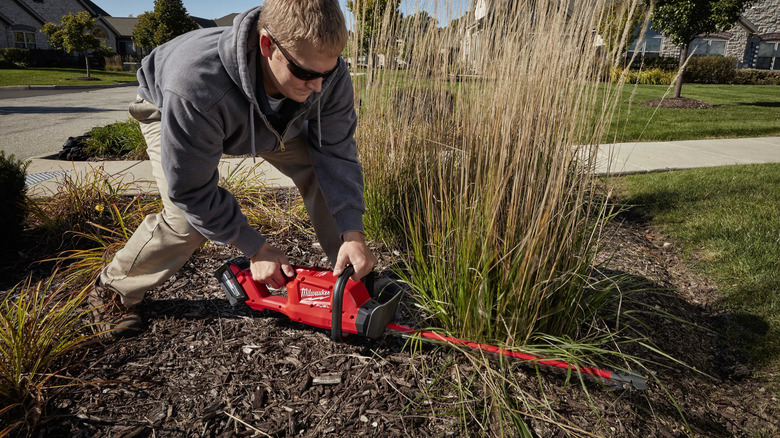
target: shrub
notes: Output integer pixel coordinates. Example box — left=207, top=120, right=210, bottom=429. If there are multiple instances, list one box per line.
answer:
left=85, top=119, right=147, bottom=160
left=104, top=54, right=124, bottom=72
left=0, top=152, right=29, bottom=264
left=734, top=68, right=780, bottom=85
left=0, top=48, right=29, bottom=68
left=612, top=67, right=674, bottom=85
left=684, top=55, right=737, bottom=84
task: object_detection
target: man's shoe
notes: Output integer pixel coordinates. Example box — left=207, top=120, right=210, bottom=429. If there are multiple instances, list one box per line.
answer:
left=87, top=280, right=144, bottom=338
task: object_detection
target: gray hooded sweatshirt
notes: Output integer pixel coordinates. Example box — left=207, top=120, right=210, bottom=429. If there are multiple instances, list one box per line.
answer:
left=135, top=6, right=364, bottom=259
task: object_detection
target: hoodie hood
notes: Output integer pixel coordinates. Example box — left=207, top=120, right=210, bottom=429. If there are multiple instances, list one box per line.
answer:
left=218, top=7, right=262, bottom=106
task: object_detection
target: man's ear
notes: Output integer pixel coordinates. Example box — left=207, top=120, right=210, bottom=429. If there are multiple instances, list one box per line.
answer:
left=258, top=32, right=274, bottom=58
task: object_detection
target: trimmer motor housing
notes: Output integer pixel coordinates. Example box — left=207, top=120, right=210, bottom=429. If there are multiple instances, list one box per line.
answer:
left=215, top=257, right=402, bottom=340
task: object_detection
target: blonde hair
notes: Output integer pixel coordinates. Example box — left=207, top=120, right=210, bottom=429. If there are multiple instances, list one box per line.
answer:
left=258, top=0, right=347, bottom=57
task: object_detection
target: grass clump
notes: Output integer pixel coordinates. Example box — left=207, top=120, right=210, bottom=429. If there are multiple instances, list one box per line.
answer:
left=356, top=0, right=634, bottom=344
left=26, top=167, right=161, bottom=290
left=608, top=163, right=780, bottom=387
left=0, top=276, right=95, bottom=436
left=84, top=119, right=147, bottom=160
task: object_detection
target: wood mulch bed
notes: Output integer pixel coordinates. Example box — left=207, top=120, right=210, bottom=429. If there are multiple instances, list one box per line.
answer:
left=2, top=196, right=779, bottom=437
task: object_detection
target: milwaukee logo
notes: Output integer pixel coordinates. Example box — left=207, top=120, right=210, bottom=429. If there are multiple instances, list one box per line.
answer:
left=300, top=288, right=330, bottom=299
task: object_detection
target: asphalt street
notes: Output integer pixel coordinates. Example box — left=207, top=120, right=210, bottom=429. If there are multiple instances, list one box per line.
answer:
left=0, top=85, right=138, bottom=160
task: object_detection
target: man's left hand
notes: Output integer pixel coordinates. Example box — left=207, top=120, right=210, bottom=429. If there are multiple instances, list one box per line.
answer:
left=333, top=231, right=377, bottom=281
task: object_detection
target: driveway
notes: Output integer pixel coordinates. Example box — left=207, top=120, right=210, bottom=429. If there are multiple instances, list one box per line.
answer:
left=0, top=85, right=138, bottom=160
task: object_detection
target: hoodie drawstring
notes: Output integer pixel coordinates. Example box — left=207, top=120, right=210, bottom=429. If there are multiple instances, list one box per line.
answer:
left=317, top=98, right=322, bottom=148
left=249, top=103, right=257, bottom=163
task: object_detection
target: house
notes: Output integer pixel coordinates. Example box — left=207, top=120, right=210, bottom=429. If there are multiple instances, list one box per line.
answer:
left=103, top=14, right=234, bottom=59
left=1, top=0, right=118, bottom=52
left=1, top=0, right=239, bottom=61
left=626, top=0, right=780, bottom=70
left=461, top=0, right=780, bottom=71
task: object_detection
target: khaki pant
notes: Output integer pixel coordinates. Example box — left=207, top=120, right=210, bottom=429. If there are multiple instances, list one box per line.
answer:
left=100, top=97, right=342, bottom=306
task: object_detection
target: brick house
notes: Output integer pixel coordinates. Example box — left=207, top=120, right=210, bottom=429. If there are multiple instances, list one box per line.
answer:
left=1, top=0, right=239, bottom=60
left=0, top=0, right=118, bottom=52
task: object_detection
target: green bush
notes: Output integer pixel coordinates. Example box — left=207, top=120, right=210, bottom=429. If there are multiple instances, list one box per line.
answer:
left=0, top=48, right=29, bottom=69
left=613, top=67, right=674, bottom=85
left=0, top=152, right=29, bottom=262
left=85, top=119, right=147, bottom=160
left=684, top=56, right=737, bottom=84
left=734, top=68, right=780, bottom=85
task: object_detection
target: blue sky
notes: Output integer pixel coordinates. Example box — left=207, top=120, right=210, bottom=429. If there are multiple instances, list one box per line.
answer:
left=92, top=1, right=468, bottom=25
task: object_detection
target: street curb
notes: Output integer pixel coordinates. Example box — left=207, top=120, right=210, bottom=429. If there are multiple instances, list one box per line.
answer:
left=0, top=82, right=138, bottom=91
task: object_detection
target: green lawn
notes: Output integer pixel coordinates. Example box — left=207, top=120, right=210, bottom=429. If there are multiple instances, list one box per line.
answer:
left=608, top=163, right=780, bottom=386
left=0, top=67, right=137, bottom=87
left=607, top=84, right=780, bottom=142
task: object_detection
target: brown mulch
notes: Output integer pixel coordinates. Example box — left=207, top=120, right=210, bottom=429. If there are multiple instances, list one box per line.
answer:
left=640, top=97, right=714, bottom=109
left=5, top=200, right=780, bottom=436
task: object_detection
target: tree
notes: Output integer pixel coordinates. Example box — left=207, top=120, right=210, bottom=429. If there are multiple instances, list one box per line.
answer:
left=41, top=11, right=107, bottom=78
left=598, top=0, right=649, bottom=60
left=132, top=0, right=198, bottom=49
left=346, top=0, right=401, bottom=54
left=650, top=0, right=753, bottom=98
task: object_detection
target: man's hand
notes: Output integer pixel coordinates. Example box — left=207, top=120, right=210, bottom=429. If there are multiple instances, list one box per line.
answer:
left=333, top=231, right=378, bottom=281
left=250, top=242, right=295, bottom=289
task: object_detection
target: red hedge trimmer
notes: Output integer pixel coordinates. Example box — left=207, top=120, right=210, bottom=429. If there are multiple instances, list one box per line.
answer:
left=215, top=257, right=646, bottom=391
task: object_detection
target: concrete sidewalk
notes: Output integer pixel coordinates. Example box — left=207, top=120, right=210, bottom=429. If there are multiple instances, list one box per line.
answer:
left=24, top=155, right=295, bottom=197
left=23, top=136, right=780, bottom=196
left=595, top=136, right=780, bottom=175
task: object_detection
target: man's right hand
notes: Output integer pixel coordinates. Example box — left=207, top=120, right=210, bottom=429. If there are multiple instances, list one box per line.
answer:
left=250, top=242, right=295, bottom=289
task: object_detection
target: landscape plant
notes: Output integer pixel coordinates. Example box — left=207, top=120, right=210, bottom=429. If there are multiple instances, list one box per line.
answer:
left=84, top=119, right=147, bottom=160
left=356, top=0, right=639, bottom=342
left=348, top=0, right=692, bottom=430
left=0, top=276, right=95, bottom=436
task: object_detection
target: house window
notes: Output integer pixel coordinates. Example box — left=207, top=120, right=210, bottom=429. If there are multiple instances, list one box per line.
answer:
left=628, top=36, right=663, bottom=57
left=14, top=31, right=37, bottom=49
left=756, top=41, right=780, bottom=70
left=690, top=38, right=727, bottom=56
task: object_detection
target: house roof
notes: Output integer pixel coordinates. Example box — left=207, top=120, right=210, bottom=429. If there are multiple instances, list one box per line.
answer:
left=102, top=17, right=138, bottom=36
left=101, top=15, right=229, bottom=38
left=191, top=16, right=218, bottom=28
left=214, top=13, right=239, bottom=27
left=738, top=16, right=759, bottom=34
left=10, top=0, right=46, bottom=25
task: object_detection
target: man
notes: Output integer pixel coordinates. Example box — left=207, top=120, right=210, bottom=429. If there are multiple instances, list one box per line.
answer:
left=89, top=0, right=377, bottom=337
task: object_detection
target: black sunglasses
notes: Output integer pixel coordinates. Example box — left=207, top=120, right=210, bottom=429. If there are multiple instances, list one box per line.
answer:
left=263, top=27, right=339, bottom=81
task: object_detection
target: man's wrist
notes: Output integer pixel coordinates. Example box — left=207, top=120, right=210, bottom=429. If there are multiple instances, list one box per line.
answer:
left=341, top=231, right=365, bottom=242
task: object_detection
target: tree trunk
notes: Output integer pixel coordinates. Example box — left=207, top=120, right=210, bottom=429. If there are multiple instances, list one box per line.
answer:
left=674, top=43, right=688, bottom=98
left=85, top=53, right=91, bottom=78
